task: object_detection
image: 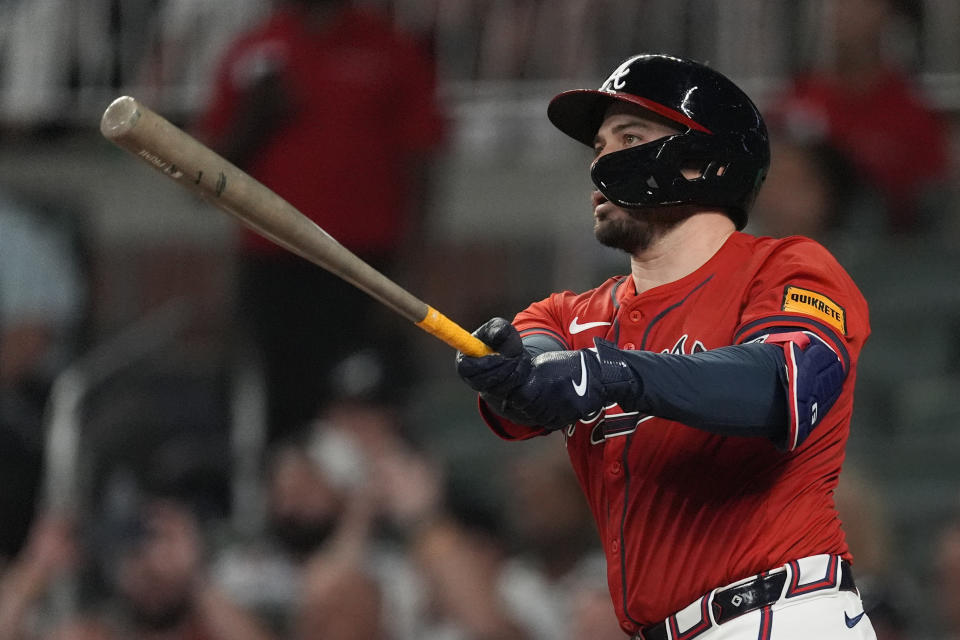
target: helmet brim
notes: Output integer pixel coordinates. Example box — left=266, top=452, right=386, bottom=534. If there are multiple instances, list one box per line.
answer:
left=547, top=89, right=711, bottom=147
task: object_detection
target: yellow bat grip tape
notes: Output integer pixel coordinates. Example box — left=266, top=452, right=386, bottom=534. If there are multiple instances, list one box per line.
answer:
left=417, top=306, right=494, bottom=356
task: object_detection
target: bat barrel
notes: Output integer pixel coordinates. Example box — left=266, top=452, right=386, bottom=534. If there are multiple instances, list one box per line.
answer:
left=100, top=96, right=492, bottom=356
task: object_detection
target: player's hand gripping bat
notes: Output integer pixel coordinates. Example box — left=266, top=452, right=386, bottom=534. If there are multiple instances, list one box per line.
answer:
left=100, top=96, right=492, bottom=357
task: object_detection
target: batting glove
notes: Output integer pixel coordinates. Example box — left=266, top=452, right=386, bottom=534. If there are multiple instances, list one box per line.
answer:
left=458, top=324, right=627, bottom=429
left=456, top=318, right=532, bottom=397
left=498, top=347, right=609, bottom=429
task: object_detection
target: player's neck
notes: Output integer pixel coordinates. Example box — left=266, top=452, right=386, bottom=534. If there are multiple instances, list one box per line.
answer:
left=629, top=212, right=735, bottom=294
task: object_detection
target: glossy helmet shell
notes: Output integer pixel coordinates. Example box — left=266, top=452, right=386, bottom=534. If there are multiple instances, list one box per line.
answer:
left=547, top=53, right=769, bottom=229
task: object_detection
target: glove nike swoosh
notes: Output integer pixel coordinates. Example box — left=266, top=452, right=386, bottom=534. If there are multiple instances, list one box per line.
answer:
left=572, top=351, right=588, bottom=397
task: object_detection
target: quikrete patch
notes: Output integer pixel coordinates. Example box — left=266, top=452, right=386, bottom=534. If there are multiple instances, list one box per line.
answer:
left=782, top=286, right=846, bottom=335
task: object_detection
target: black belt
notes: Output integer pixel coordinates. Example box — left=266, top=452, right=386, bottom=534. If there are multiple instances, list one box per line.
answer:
left=634, top=560, right=856, bottom=640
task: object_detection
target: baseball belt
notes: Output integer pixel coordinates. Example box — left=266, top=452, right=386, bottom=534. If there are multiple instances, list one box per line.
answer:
left=633, top=559, right=856, bottom=640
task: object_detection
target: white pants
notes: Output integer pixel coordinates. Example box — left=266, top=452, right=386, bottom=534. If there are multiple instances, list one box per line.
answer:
left=643, top=555, right=877, bottom=640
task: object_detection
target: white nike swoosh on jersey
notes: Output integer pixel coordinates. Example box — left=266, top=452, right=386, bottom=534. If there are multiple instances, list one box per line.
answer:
left=569, top=317, right=612, bottom=334
left=572, top=351, right=588, bottom=397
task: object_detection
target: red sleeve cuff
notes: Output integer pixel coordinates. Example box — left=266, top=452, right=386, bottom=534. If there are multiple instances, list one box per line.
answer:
left=478, top=397, right=547, bottom=441
left=761, top=332, right=845, bottom=451
left=734, top=315, right=849, bottom=372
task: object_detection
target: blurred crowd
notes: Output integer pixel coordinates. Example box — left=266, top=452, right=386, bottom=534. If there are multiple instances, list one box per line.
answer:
left=750, top=0, right=953, bottom=242
left=0, top=388, right=621, bottom=640
left=2, top=0, right=960, bottom=638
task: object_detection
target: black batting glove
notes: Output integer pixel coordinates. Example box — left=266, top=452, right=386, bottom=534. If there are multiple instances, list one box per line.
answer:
left=456, top=318, right=533, bottom=397
left=458, top=328, right=633, bottom=430
left=496, top=338, right=646, bottom=429
left=505, top=347, right=608, bottom=429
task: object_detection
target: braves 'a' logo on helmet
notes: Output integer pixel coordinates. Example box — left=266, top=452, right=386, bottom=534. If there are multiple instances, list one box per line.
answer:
left=600, top=55, right=643, bottom=93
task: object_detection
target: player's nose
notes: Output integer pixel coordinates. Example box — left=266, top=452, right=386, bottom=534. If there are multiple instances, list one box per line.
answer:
left=591, top=190, right=608, bottom=207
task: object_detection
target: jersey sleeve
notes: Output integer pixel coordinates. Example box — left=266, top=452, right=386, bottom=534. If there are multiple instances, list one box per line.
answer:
left=514, top=291, right=576, bottom=351
left=733, top=238, right=870, bottom=370
left=733, top=239, right=870, bottom=450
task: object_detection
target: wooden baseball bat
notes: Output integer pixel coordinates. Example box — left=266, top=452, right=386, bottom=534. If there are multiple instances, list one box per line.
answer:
left=100, top=96, right=492, bottom=356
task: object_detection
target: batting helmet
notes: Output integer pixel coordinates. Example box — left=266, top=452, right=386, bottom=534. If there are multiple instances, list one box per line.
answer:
left=548, top=53, right=769, bottom=229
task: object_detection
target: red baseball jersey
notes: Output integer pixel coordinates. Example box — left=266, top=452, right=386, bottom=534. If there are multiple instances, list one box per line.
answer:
left=478, top=232, right=870, bottom=633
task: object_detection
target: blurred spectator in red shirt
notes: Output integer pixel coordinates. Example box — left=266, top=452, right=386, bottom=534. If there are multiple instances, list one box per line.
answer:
left=768, top=0, right=951, bottom=234
left=196, top=0, right=447, bottom=441
left=748, top=125, right=882, bottom=246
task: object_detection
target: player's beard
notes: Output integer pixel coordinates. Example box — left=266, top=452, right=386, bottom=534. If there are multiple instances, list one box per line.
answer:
left=594, top=205, right=694, bottom=253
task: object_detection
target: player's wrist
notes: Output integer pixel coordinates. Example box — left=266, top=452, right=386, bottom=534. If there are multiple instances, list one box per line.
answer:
left=593, top=339, right=644, bottom=409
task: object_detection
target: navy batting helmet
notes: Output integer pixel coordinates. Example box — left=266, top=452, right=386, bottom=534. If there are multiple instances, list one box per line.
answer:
left=548, top=53, right=769, bottom=229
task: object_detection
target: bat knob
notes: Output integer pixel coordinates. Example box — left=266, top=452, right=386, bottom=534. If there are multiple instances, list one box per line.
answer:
left=100, top=96, right=141, bottom=140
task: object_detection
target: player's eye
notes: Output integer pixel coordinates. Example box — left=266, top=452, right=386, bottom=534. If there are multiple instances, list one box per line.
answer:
left=623, top=133, right=640, bottom=146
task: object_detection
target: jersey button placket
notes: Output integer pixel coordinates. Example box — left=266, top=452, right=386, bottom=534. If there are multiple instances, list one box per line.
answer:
left=622, top=307, right=642, bottom=350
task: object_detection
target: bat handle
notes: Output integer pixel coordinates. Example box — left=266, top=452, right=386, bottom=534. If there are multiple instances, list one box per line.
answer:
left=416, top=307, right=494, bottom=356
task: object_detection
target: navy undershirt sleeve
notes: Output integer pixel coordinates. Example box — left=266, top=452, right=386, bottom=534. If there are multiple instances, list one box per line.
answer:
left=522, top=333, right=567, bottom=356
left=603, top=343, right=789, bottom=438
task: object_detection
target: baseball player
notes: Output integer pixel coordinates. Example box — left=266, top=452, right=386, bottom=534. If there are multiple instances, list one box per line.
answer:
left=456, top=54, right=875, bottom=639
